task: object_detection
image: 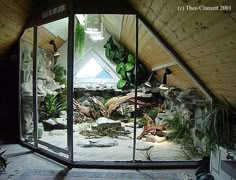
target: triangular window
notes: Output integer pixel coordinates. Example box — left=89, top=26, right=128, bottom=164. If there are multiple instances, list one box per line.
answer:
left=74, top=48, right=119, bottom=89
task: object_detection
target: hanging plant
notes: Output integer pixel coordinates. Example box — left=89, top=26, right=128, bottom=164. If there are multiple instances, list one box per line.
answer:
left=104, top=37, right=145, bottom=89
left=75, top=22, right=85, bottom=55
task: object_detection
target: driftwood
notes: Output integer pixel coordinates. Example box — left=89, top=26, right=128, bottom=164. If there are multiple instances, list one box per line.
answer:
left=91, top=96, right=108, bottom=118
left=105, top=96, right=132, bottom=116
left=73, top=99, right=99, bottom=121
left=137, top=114, right=166, bottom=140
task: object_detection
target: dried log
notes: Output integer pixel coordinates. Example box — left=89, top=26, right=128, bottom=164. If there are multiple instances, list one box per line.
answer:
left=91, top=96, right=108, bottom=118
left=105, top=96, right=132, bottom=116
left=73, top=99, right=99, bottom=120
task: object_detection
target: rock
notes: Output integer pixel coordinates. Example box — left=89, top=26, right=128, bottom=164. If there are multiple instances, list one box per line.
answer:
left=21, top=82, right=33, bottom=96
left=75, top=123, right=92, bottom=132
left=82, top=100, right=91, bottom=106
left=49, top=129, right=67, bottom=136
left=60, top=111, right=66, bottom=115
left=146, top=135, right=166, bottom=143
left=44, top=118, right=57, bottom=125
left=157, top=111, right=175, bottom=124
left=96, top=117, right=122, bottom=131
left=60, top=111, right=67, bottom=119
left=37, top=79, right=47, bottom=96
left=155, top=117, right=161, bottom=125
left=77, top=138, right=118, bottom=147
left=43, top=118, right=67, bottom=131
left=55, top=118, right=67, bottom=127
left=22, top=97, right=33, bottom=134
left=46, top=80, right=61, bottom=92
left=156, top=136, right=166, bottom=143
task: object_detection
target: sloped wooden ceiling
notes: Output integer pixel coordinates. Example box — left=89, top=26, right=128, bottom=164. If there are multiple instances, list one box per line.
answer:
left=124, top=0, right=236, bottom=107
left=21, top=26, right=65, bottom=53
left=0, top=0, right=32, bottom=57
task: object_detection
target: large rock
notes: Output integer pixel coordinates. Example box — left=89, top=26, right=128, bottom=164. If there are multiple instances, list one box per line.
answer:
left=49, top=129, right=67, bottom=136
left=55, top=118, right=67, bottom=127
left=95, top=117, right=123, bottom=131
left=77, top=138, right=118, bottom=147
left=146, top=135, right=167, bottom=143
left=146, top=135, right=156, bottom=143
left=43, top=118, right=67, bottom=131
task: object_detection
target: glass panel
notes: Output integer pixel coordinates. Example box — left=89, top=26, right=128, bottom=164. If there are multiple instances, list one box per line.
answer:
left=20, top=28, right=34, bottom=143
left=36, top=18, right=68, bottom=154
left=135, top=19, right=204, bottom=161
left=73, top=14, right=136, bottom=161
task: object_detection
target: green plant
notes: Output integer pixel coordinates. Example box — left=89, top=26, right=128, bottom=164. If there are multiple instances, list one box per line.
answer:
left=53, top=64, right=66, bottom=85
left=164, top=113, right=202, bottom=159
left=142, top=148, right=153, bottom=161
left=39, top=93, right=67, bottom=120
left=0, top=149, right=7, bottom=174
left=75, top=22, right=85, bottom=55
left=165, top=113, right=190, bottom=141
left=197, top=99, right=233, bottom=154
left=138, top=117, right=148, bottom=127
left=147, top=109, right=158, bottom=120
left=104, top=37, right=147, bottom=89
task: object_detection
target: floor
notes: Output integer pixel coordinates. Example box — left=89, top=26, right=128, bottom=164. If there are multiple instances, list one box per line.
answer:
left=0, top=144, right=196, bottom=180
left=38, top=123, right=197, bottom=161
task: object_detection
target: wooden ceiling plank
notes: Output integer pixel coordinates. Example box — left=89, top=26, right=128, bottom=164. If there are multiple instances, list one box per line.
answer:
left=144, top=0, right=167, bottom=24
left=0, top=4, right=29, bottom=20
left=181, top=32, right=236, bottom=60
left=152, top=61, right=177, bottom=71
left=174, top=17, right=236, bottom=53
left=192, top=63, right=236, bottom=76
left=138, top=0, right=153, bottom=17
left=139, top=38, right=163, bottom=58
left=162, top=0, right=232, bottom=45
left=161, top=0, right=204, bottom=35
left=153, top=0, right=184, bottom=31
left=187, top=54, right=236, bottom=69
left=120, top=15, right=128, bottom=44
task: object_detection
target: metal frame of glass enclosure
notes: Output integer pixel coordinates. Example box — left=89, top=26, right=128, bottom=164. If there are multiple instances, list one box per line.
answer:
left=18, top=0, right=200, bottom=168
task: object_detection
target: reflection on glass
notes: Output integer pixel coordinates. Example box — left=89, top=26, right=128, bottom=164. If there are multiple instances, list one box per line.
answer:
left=36, top=18, right=68, bottom=151
left=20, top=28, right=34, bottom=142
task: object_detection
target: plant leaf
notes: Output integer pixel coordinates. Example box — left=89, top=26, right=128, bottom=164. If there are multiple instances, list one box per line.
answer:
left=0, top=156, right=6, bottom=169
left=116, top=62, right=125, bottom=73
left=128, top=54, right=135, bottom=64
left=117, top=79, right=127, bottom=89
left=0, top=150, right=6, bottom=156
left=125, top=62, right=134, bottom=72
left=120, top=70, right=127, bottom=80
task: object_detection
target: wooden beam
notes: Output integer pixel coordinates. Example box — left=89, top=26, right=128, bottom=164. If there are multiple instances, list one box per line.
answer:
left=136, top=11, right=216, bottom=102
left=152, top=61, right=177, bottom=71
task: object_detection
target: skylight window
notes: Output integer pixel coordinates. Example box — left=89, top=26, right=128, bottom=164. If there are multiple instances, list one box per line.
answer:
left=75, top=58, right=112, bottom=79
left=75, top=58, right=102, bottom=79
left=73, top=48, right=119, bottom=89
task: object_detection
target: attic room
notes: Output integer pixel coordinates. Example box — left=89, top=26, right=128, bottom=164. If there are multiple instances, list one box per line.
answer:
left=0, top=0, right=236, bottom=179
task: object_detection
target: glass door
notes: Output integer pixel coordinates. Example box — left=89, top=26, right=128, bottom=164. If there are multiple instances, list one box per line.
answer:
left=73, top=14, right=136, bottom=161
left=35, top=17, right=69, bottom=157
left=20, top=27, right=34, bottom=144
